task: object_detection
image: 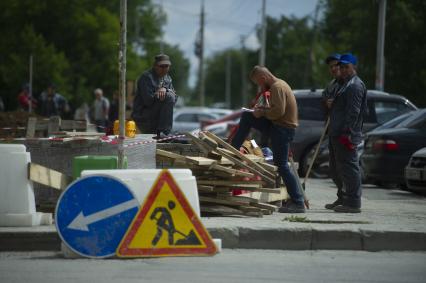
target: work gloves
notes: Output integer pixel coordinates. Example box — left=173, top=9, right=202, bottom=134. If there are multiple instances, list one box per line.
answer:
left=338, top=134, right=355, bottom=151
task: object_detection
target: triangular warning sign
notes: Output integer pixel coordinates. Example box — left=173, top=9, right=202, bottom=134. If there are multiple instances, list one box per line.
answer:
left=117, top=170, right=217, bottom=257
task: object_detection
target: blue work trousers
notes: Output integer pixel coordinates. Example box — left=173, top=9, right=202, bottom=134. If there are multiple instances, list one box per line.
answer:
left=329, top=136, right=362, bottom=208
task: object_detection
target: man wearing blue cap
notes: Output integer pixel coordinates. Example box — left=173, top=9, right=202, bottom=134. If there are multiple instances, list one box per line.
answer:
left=326, top=53, right=367, bottom=213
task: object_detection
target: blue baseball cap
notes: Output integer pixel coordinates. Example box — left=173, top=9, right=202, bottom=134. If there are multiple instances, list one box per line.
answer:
left=325, top=53, right=341, bottom=64
left=339, top=53, right=357, bottom=65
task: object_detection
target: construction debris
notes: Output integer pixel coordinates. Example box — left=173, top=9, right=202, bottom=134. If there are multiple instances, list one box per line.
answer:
left=156, top=131, right=288, bottom=217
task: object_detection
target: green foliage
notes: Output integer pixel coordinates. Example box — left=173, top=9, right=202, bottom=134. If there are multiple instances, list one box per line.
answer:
left=201, top=0, right=425, bottom=108
left=0, top=0, right=189, bottom=112
left=323, top=0, right=426, bottom=106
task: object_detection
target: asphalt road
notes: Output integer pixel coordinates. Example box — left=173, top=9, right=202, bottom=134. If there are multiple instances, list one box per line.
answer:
left=0, top=250, right=425, bottom=283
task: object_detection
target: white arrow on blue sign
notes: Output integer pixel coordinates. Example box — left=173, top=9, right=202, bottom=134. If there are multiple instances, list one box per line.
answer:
left=55, top=175, right=139, bottom=258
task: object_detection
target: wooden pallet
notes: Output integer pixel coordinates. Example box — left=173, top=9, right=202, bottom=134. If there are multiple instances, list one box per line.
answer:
left=156, top=132, right=287, bottom=217
left=26, top=116, right=97, bottom=138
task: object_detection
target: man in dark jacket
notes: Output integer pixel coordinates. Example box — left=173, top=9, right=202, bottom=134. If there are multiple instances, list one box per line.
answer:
left=326, top=53, right=367, bottom=213
left=322, top=53, right=342, bottom=113
left=131, top=54, right=177, bottom=137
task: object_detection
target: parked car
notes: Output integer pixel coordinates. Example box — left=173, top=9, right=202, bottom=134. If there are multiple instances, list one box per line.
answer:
left=172, top=107, right=232, bottom=133
left=315, top=110, right=421, bottom=179
left=405, top=147, right=426, bottom=191
left=292, top=89, right=417, bottom=176
left=197, top=89, right=417, bottom=177
left=361, top=109, right=426, bottom=187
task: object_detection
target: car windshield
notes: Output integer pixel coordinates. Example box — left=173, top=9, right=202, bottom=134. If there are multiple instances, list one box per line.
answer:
left=394, top=109, right=426, bottom=128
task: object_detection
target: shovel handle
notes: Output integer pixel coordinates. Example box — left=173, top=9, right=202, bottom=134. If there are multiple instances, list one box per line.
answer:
left=304, top=117, right=330, bottom=185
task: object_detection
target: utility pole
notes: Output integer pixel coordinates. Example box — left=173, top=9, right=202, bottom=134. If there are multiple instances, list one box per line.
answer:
left=375, top=0, right=387, bottom=91
left=198, top=0, right=206, bottom=106
left=259, top=0, right=267, bottom=66
left=303, top=1, right=321, bottom=88
left=29, top=55, right=33, bottom=113
left=240, top=35, right=248, bottom=107
left=225, top=51, right=232, bottom=109
left=159, top=0, right=164, bottom=53
left=118, top=0, right=127, bottom=169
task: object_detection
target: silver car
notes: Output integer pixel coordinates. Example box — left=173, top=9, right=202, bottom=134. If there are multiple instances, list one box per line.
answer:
left=173, top=107, right=232, bottom=133
left=405, top=147, right=426, bottom=191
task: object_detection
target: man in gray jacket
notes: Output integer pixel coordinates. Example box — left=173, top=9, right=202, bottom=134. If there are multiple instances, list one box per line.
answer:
left=326, top=53, right=367, bottom=213
left=131, top=54, right=177, bottom=138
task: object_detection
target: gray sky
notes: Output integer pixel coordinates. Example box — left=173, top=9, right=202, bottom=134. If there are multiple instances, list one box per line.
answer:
left=153, top=0, right=319, bottom=86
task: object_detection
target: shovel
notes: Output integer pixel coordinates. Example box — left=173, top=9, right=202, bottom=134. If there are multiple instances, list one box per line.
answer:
left=289, top=154, right=310, bottom=209
left=302, top=117, right=330, bottom=190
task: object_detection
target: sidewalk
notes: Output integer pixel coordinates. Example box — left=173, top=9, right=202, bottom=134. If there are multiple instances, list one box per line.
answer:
left=1, top=179, right=425, bottom=252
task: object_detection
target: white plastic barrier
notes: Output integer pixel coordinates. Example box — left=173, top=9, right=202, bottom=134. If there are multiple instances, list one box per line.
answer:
left=61, top=169, right=220, bottom=257
left=81, top=169, right=200, bottom=216
left=0, top=144, right=52, bottom=226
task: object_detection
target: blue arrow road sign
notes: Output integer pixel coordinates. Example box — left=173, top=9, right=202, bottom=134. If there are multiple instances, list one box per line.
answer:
left=55, top=175, right=139, bottom=258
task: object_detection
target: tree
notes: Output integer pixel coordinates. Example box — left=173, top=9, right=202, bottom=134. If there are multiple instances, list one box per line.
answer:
left=322, top=0, right=426, bottom=106
left=0, top=0, right=190, bottom=112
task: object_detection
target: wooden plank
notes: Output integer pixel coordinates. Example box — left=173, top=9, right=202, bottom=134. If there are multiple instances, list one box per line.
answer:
left=240, top=186, right=289, bottom=202
left=201, top=205, right=245, bottom=216
left=197, top=179, right=262, bottom=187
left=28, top=163, right=72, bottom=190
left=238, top=205, right=262, bottom=213
left=156, top=149, right=185, bottom=161
left=184, top=133, right=210, bottom=154
left=199, top=132, right=218, bottom=149
left=207, top=151, right=222, bottom=160
left=218, top=195, right=259, bottom=204
left=205, top=131, right=276, bottom=180
left=218, top=156, right=234, bottom=166
left=244, top=154, right=265, bottom=163
left=26, top=117, right=37, bottom=138
left=47, top=116, right=61, bottom=136
left=250, top=202, right=278, bottom=211
left=209, top=164, right=255, bottom=178
left=216, top=148, right=276, bottom=186
left=34, top=119, right=49, bottom=130
left=199, top=196, right=247, bottom=207
left=56, top=131, right=104, bottom=137
left=185, top=156, right=217, bottom=166
left=259, top=162, right=278, bottom=172
left=61, top=120, right=87, bottom=130
left=209, top=187, right=231, bottom=193
left=197, top=185, right=215, bottom=193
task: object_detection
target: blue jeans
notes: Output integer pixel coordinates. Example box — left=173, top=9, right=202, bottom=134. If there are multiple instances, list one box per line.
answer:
left=231, top=112, right=304, bottom=205
left=270, top=125, right=304, bottom=205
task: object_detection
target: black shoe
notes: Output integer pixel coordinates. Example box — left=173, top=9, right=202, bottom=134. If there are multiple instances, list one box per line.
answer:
left=279, top=202, right=306, bottom=213
left=333, top=205, right=361, bottom=213
left=325, top=199, right=343, bottom=210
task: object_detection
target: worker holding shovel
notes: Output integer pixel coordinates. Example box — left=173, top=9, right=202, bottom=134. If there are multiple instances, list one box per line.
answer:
left=326, top=53, right=367, bottom=213
left=150, top=201, right=177, bottom=246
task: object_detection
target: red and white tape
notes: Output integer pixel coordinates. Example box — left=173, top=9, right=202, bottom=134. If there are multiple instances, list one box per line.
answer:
left=123, top=134, right=187, bottom=148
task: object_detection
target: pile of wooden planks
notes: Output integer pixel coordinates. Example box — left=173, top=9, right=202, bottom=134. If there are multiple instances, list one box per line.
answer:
left=26, top=116, right=98, bottom=138
left=156, top=131, right=287, bottom=217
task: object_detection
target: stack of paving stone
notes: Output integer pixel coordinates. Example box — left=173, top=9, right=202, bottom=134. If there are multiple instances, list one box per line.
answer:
left=156, top=131, right=286, bottom=217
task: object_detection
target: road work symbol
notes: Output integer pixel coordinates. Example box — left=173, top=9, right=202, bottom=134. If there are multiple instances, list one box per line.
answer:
left=150, top=200, right=201, bottom=246
left=55, top=175, right=139, bottom=258
left=117, top=170, right=217, bottom=257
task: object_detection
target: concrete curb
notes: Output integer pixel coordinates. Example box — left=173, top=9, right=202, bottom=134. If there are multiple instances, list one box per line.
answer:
left=1, top=227, right=425, bottom=252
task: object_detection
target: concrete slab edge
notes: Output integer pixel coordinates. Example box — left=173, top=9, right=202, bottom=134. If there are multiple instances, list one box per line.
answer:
left=1, top=228, right=425, bottom=252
